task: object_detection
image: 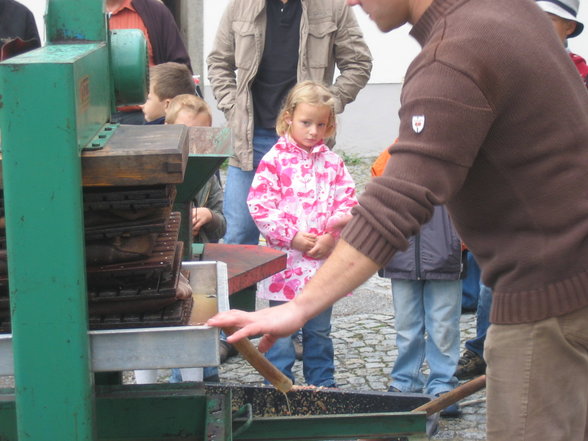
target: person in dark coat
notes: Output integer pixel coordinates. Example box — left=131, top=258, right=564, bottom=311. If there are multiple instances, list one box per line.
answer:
left=106, top=0, right=192, bottom=124
left=0, top=0, right=40, bottom=60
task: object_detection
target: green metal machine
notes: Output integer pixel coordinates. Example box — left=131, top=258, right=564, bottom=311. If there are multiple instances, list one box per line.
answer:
left=0, top=1, right=431, bottom=440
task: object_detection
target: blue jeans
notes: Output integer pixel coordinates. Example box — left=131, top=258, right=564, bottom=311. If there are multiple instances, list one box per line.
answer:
left=222, top=128, right=279, bottom=245
left=462, top=251, right=481, bottom=311
left=390, top=279, right=462, bottom=396
left=265, top=300, right=336, bottom=387
left=465, top=283, right=492, bottom=357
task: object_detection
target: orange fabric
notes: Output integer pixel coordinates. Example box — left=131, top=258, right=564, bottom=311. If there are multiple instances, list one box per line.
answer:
left=370, top=138, right=398, bottom=177
left=108, top=0, right=154, bottom=66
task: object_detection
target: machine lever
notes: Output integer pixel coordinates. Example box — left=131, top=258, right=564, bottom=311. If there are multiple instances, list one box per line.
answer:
left=222, top=326, right=293, bottom=393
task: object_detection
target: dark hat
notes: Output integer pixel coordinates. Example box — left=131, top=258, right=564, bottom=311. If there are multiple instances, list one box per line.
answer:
left=537, top=0, right=584, bottom=38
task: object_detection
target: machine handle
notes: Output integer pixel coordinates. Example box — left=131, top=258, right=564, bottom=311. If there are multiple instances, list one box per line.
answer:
left=411, top=375, right=487, bottom=416
left=222, top=326, right=293, bottom=393
left=232, top=403, right=253, bottom=438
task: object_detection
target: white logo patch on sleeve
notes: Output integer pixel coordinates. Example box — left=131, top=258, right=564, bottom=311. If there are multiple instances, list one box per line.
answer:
left=412, top=115, right=425, bottom=133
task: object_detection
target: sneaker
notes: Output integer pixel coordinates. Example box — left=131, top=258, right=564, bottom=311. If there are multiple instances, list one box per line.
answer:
left=435, top=393, right=461, bottom=418
left=455, top=349, right=486, bottom=380
left=219, top=340, right=238, bottom=363
left=293, top=333, right=303, bottom=361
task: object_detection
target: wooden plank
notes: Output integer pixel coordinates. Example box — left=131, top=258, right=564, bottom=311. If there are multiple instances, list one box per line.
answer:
left=81, top=124, right=188, bottom=186
left=200, top=244, right=286, bottom=295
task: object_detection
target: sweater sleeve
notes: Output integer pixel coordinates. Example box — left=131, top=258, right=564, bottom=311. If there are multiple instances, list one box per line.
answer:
left=342, top=62, right=494, bottom=266
left=197, top=175, right=226, bottom=244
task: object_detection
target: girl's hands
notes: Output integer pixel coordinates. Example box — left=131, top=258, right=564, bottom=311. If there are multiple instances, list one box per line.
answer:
left=306, top=233, right=336, bottom=259
left=291, top=231, right=317, bottom=253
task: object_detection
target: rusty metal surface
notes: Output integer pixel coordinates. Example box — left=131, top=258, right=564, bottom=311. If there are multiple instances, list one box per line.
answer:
left=88, top=297, right=192, bottom=330
left=85, top=212, right=181, bottom=285
left=200, top=244, right=286, bottom=295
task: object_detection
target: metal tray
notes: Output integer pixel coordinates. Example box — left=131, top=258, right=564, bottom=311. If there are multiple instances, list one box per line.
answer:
left=204, top=383, right=433, bottom=440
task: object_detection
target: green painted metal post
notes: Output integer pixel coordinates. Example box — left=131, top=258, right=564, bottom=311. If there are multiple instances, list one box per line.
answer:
left=46, top=0, right=107, bottom=42
left=0, top=0, right=111, bottom=439
left=0, top=41, right=111, bottom=441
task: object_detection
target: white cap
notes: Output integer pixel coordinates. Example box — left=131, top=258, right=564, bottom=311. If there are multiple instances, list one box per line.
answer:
left=537, top=0, right=584, bottom=38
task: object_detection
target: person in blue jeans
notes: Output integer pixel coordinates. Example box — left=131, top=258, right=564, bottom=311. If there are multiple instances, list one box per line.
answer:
left=382, top=205, right=463, bottom=418
left=223, top=128, right=279, bottom=245
left=455, top=282, right=492, bottom=379
left=266, top=300, right=336, bottom=387
left=207, top=0, right=372, bottom=248
left=461, top=249, right=481, bottom=312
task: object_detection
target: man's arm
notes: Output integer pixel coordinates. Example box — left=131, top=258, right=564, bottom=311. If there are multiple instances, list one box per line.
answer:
left=206, top=2, right=238, bottom=118
left=207, top=239, right=380, bottom=351
left=330, top=2, right=373, bottom=113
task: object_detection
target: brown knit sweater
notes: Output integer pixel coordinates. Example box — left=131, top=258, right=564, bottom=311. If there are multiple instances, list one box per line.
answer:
left=342, top=0, right=588, bottom=324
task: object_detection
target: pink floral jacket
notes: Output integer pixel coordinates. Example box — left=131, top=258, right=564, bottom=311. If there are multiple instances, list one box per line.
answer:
left=247, top=136, right=358, bottom=301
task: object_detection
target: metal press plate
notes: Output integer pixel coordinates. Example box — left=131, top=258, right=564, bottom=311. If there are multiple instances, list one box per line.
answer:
left=0, top=261, right=229, bottom=375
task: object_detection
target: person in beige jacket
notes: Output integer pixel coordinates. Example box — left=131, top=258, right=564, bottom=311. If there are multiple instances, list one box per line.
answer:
left=207, top=0, right=372, bottom=248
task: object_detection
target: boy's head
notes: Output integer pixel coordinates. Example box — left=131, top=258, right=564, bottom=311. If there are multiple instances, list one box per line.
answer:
left=537, top=0, right=584, bottom=41
left=141, top=62, right=195, bottom=122
left=165, top=94, right=212, bottom=127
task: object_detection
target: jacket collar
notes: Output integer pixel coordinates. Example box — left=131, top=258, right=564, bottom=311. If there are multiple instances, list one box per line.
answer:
left=282, top=135, right=329, bottom=155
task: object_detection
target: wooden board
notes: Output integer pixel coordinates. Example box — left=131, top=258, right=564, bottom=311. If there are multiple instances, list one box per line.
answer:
left=200, top=244, right=286, bottom=295
left=81, top=124, right=188, bottom=186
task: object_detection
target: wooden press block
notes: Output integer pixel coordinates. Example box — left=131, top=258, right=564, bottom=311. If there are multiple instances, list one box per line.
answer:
left=82, top=124, right=189, bottom=186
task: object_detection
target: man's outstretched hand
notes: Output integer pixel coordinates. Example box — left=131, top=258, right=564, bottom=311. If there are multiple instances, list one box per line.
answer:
left=207, top=301, right=308, bottom=353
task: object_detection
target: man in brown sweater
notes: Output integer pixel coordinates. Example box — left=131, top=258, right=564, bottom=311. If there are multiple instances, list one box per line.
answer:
left=209, top=0, right=588, bottom=439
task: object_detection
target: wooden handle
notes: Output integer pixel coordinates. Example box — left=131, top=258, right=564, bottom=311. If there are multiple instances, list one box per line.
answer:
left=411, top=375, right=487, bottom=416
left=222, top=327, right=293, bottom=394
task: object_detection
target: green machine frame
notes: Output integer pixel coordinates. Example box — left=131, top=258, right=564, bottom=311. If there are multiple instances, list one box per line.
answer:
left=0, top=1, right=223, bottom=440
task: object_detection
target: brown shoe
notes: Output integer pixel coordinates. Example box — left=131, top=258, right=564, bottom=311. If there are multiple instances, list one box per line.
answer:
left=455, top=349, right=486, bottom=380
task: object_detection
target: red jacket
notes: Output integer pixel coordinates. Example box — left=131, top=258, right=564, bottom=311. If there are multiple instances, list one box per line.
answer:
left=570, top=52, right=588, bottom=87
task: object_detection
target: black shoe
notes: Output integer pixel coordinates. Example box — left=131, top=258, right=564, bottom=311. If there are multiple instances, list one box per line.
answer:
left=219, top=340, right=238, bottom=363
left=388, top=386, right=402, bottom=393
left=435, top=393, right=461, bottom=418
left=293, top=333, right=303, bottom=361
left=455, top=349, right=486, bottom=380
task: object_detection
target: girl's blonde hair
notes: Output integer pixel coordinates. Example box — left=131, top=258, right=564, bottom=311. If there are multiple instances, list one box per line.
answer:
left=276, top=81, right=336, bottom=138
left=165, top=94, right=212, bottom=125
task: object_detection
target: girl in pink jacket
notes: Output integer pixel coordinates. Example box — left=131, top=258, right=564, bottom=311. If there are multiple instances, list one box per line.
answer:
left=247, top=81, right=357, bottom=387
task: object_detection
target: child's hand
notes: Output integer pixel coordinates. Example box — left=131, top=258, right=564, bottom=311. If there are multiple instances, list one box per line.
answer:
left=291, top=232, right=317, bottom=253
left=306, top=233, right=336, bottom=259
left=192, top=207, right=213, bottom=236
